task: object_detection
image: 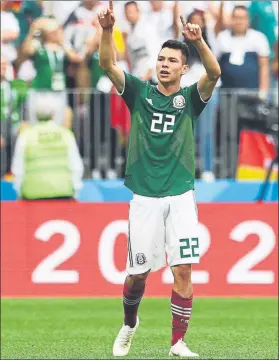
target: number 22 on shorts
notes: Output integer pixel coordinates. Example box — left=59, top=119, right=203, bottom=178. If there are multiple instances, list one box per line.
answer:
left=179, top=238, right=199, bottom=258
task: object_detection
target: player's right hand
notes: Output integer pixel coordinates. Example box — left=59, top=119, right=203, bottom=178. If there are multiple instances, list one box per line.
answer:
left=98, top=0, right=115, bottom=29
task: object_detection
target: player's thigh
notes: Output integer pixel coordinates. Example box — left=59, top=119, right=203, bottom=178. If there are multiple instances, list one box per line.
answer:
left=127, top=194, right=165, bottom=274
left=166, top=190, right=200, bottom=266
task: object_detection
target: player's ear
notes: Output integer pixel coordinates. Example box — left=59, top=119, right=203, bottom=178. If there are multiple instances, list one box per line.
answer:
left=181, top=64, right=189, bottom=76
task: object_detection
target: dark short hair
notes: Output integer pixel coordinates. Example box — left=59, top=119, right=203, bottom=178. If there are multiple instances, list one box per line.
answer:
left=124, top=1, right=138, bottom=10
left=161, top=40, right=190, bottom=64
left=232, top=5, right=249, bottom=16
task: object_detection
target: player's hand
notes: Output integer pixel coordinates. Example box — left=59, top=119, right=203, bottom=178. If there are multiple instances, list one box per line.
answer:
left=98, top=0, right=115, bottom=29
left=180, top=16, right=202, bottom=42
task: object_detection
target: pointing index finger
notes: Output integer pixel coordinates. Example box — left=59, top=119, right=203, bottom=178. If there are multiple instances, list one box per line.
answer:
left=180, top=15, right=186, bottom=27
left=109, top=0, right=113, bottom=11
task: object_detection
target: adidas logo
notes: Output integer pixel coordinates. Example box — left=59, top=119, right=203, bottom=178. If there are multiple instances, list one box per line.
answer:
left=146, top=98, right=153, bottom=105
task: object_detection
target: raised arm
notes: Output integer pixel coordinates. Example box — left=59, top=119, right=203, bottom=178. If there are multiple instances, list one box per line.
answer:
left=22, top=18, right=45, bottom=57
left=208, top=0, right=232, bottom=30
left=57, top=28, right=86, bottom=63
left=1, top=30, right=19, bottom=43
left=214, top=0, right=225, bottom=36
left=86, top=23, right=102, bottom=57
left=98, top=0, right=125, bottom=93
left=181, top=16, right=221, bottom=101
left=172, top=1, right=180, bottom=40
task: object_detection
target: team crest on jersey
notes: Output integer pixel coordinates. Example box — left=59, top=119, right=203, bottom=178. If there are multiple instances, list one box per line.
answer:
left=173, top=95, right=185, bottom=109
left=136, top=253, right=147, bottom=266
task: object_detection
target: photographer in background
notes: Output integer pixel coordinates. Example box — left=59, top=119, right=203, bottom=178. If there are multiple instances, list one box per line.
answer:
left=11, top=94, right=84, bottom=201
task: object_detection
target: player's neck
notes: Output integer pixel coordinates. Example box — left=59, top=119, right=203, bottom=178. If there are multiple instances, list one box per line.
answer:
left=157, top=82, right=181, bottom=96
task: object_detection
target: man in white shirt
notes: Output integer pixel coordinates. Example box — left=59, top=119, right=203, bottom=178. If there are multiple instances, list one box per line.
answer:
left=44, top=1, right=81, bottom=26
left=215, top=5, right=270, bottom=97
left=64, top=0, right=104, bottom=55
left=122, top=1, right=159, bottom=81
left=145, top=1, right=180, bottom=43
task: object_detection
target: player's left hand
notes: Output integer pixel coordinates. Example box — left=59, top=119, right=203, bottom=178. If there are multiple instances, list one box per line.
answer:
left=180, top=16, right=202, bottom=42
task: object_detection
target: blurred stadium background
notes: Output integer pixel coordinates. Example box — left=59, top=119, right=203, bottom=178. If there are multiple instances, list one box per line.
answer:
left=1, top=1, right=278, bottom=359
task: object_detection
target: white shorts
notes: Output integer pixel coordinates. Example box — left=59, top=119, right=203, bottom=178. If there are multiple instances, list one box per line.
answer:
left=127, top=190, right=200, bottom=275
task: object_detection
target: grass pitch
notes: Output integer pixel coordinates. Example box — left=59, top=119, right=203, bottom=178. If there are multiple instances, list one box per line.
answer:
left=1, top=298, right=278, bottom=359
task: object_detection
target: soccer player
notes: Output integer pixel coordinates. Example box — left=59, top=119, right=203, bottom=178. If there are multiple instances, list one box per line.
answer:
left=98, top=1, right=221, bottom=357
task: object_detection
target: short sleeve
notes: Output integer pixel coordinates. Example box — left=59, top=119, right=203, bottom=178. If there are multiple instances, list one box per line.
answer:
left=118, top=72, right=145, bottom=112
left=255, top=32, right=270, bottom=58
left=2, top=13, right=20, bottom=33
left=187, top=82, right=209, bottom=120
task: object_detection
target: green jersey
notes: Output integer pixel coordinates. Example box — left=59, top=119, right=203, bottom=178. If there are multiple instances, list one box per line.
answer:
left=121, top=72, right=208, bottom=197
left=31, top=46, right=65, bottom=91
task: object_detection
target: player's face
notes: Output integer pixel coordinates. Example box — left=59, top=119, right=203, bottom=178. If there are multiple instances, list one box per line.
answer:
left=156, top=47, right=188, bottom=85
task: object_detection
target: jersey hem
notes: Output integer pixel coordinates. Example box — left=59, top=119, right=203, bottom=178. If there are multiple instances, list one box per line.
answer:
left=125, top=184, right=195, bottom=198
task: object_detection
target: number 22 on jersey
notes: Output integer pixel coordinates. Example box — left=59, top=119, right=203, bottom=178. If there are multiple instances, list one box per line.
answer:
left=150, top=113, right=176, bottom=134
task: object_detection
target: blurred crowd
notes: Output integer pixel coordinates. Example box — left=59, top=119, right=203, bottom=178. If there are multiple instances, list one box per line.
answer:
left=1, top=0, right=278, bottom=187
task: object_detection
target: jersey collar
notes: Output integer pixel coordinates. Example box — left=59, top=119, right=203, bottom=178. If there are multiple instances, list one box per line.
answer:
left=155, top=85, right=182, bottom=98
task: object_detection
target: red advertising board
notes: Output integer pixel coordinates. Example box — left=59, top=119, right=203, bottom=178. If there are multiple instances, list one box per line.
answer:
left=1, top=202, right=278, bottom=297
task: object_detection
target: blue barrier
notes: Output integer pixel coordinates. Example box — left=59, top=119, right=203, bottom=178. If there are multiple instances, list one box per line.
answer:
left=1, top=179, right=278, bottom=202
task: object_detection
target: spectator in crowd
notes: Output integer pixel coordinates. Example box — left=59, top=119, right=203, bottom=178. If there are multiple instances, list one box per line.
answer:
left=7, top=0, right=43, bottom=71
left=1, top=55, right=26, bottom=137
left=64, top=0, right=103, bottom=89
left=248, top=0, right=278, bottom=104
left=5, top=1, right=43, bottom=46
left=22, top=17, right=86, bottom=128
left=1, top=54, right=29, bottom=176
left=181, top=1, right=208, bottom=19
left=146, top=1, right=180, bottom=43
left=42, top=0, right=80, bottom=27
left=11, top=94, right=84, bottom=200
left=215, top=5, right=270, bottom=98
left=64, top=0, right=103, bottom=55
left=1, top=0, right=20, bottom=78
left=207, top=0, right=250, bottom=32
left=122, top=1, right=159, bottom=82
left=181, top=10, right=219, bottom=181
